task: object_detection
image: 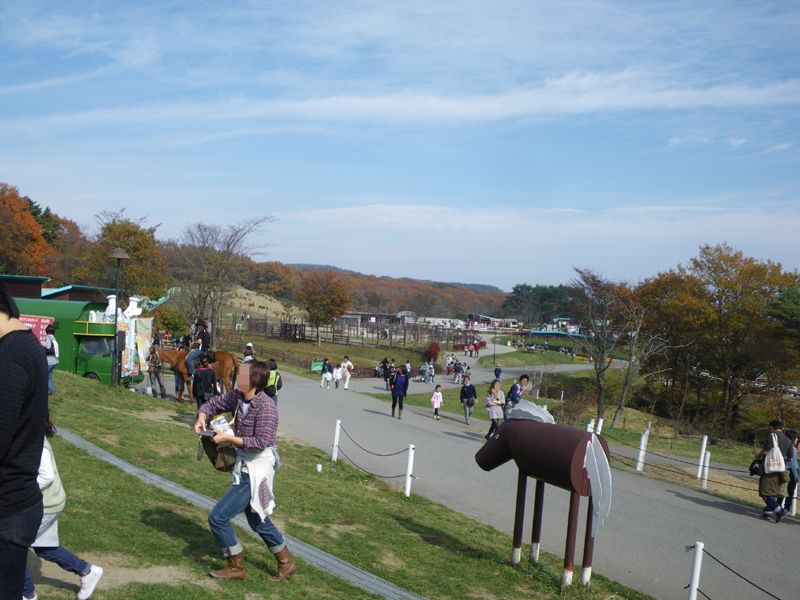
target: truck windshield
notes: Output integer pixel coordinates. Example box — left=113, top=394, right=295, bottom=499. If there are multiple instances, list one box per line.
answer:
left=82, top=338, right=109, bottom=355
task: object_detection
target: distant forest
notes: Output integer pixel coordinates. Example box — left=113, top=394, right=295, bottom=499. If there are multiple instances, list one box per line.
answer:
left=288, top=263, right=503, bottom=293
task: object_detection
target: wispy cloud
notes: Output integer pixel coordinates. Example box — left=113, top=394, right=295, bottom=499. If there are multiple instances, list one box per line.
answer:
left=5, top=71, right=800, bottom=132
left=769, top=142, right=793, bottom=152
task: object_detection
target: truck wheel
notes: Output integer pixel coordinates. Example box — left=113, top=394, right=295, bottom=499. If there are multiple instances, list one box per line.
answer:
left=84, top=373, right=101, bottom=381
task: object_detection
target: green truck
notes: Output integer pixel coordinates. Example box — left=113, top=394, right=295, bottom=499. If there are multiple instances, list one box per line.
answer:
left=15, top=298, right=143, bottom=385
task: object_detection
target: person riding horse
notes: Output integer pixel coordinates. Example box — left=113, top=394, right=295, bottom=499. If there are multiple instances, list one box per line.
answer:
left=186, top=320, right=211, bottom=379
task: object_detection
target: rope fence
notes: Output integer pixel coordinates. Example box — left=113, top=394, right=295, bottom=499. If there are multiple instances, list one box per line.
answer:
left=330, top=420, right=417, bottom=497
left=583, top=425, right=798, bottom=515
left=685, top=542, right=785, bottom=600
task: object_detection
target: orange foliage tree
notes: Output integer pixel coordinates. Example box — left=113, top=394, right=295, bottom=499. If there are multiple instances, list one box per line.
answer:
left=296, top=270, right=352, bottom=346
left=0, top=183, right=55, bottom=276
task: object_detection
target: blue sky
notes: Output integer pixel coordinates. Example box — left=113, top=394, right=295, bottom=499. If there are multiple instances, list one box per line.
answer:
left=1, top=0, right=798, bottom=291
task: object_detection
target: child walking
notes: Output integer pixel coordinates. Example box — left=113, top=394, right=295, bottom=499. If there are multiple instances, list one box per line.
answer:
left=431, top=385, right=443, bottom=420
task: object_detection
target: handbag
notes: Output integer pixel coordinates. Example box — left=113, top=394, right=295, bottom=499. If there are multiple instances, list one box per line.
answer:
left=764, top=433, right=787, bottom=474
left=749, top=458, right=763, bottom=476
left=198, top=407, right=239, bottom=473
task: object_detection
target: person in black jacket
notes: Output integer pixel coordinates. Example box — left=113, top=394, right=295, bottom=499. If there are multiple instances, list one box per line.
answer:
left=0, top=281, right=47, bottom=599
left=390, top=366, right=409, bottom=419
left=192, top=355, right=217, bottom=409
left=460, top=376, right=478, bottom=425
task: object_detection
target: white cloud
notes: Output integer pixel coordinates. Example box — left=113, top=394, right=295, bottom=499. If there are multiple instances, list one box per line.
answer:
left=727, top=138, right=746, bottom=147
left=769, top=142, right=793, bottom=151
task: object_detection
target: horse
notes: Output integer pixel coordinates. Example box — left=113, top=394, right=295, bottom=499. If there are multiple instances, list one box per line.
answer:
left=475, top=417, right=612, bottom=587
left=158, top=348, right=240, bottom=404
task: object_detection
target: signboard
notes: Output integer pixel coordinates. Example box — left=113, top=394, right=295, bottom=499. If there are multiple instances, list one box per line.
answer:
left=311, top=360, right=324, bottom=373
left=19, top=315, right=54, bottom=343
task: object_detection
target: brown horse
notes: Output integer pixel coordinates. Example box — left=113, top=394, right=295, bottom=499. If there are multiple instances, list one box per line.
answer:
left=158, top=349, right=240, bottom=404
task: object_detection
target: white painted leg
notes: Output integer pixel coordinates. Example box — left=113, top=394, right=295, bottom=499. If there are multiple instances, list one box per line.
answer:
left=581, top=567, right=592, bottom=586
left=511, top=547, right=521, bottom=564
left=562, top=569, right=573, bottom=586
left=530, top=543, right=540, bottom=563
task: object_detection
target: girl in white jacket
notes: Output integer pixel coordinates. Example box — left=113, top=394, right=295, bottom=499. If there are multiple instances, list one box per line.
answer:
left=23, top=418, right=103, bottom=600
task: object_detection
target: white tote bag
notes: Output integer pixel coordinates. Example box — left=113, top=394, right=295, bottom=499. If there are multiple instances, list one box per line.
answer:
left=764, top=433, right=786, bottom=474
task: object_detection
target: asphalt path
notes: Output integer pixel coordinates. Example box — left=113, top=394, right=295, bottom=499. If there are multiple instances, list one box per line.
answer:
left=274, top=344, right=798, bottom=600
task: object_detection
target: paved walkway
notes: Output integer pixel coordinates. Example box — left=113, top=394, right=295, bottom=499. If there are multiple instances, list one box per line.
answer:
left=276, top=365, right=798, bottom=600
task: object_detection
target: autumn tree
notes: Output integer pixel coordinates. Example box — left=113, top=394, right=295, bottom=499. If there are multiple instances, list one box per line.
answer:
left=296, top=270, right=351, bottom=346
left=568, top=268, right=625, bottom=422
left=608, top=284, right=667, bottom=428
left=72, top=210, right=171, bottom=303
left=48, top=216, right=93, bottom=286
left=242, top=261, right=295, bottom=299
left=0, top=183, right=55, bottom=276
left=149, top=305, right=190, bottom=339
left=686, top=244, right=797, bottom=435
left=636, top=271, right=708, bottom=443
left=175, top=216, right=275, bottom=345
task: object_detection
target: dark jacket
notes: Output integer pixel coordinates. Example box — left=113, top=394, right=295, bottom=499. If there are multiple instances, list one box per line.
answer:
left=0, top=330, right=48, bottom=516
left=192, top=365, right=217, bottom=399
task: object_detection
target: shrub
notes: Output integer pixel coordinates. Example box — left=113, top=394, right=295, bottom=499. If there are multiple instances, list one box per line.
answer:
left=427, top=342, right=440, bottom=362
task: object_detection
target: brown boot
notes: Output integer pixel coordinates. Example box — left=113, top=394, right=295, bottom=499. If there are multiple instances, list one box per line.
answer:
left=268, top=548, right=297, bottom=582
left=398, top=409, right=403, bottom=420
left=209, top=552, right=245, bottom=579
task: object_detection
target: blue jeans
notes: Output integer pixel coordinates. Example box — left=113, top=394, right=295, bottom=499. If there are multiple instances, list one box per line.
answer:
left=763, top=496, right=782, bottom=513
left=47, top=364, right=56, bottom=394
left=186, top=349, right=204, bottom=376
left=23, top=546, right=90, bottom=597
left=208, top=472, right=285, bottom=556
left=0, top=501, right=43, bottom=600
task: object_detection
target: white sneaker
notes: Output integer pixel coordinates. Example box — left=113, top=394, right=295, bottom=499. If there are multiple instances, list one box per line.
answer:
left=23, top=594, right=38, bottom=600
left=77, top=565, right=104, bottom=600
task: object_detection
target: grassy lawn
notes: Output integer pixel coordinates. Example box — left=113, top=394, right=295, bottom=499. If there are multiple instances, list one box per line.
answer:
left=222, top=333, right=441, bottom=382
left=477, top=348, right=581, bottom=369
left=48, top=371, right=654, bottom=600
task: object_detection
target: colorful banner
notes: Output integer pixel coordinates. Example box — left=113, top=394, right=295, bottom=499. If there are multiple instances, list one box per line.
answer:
left=134, top=317, right=153, bottom=373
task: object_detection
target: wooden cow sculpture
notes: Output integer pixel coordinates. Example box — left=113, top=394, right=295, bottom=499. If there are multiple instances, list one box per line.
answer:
left=475, top=417, right=612, bottom=586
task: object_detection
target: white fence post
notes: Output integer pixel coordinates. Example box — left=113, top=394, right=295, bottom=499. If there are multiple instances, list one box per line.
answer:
left=701, top=451, right=710, bottom=490
left=404, top=444, right=415, bottom=497
left=586, top=419, right=595, bottom=433
left=791, top=484, right=797, bottom=516
left=331, top=420, right=341, bottom=462
left=696, top=435, right=708, bottom=478
left=687, top=542, right=704, bottom=600
left=595, top=418, right=604, bottom=434
left=560, top=390, right=564, bottom=402
left=636, top=433, right=647, bottom=472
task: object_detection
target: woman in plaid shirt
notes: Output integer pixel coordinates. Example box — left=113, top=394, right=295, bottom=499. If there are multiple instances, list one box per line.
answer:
left=195, top=360, right=297, bottom=583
